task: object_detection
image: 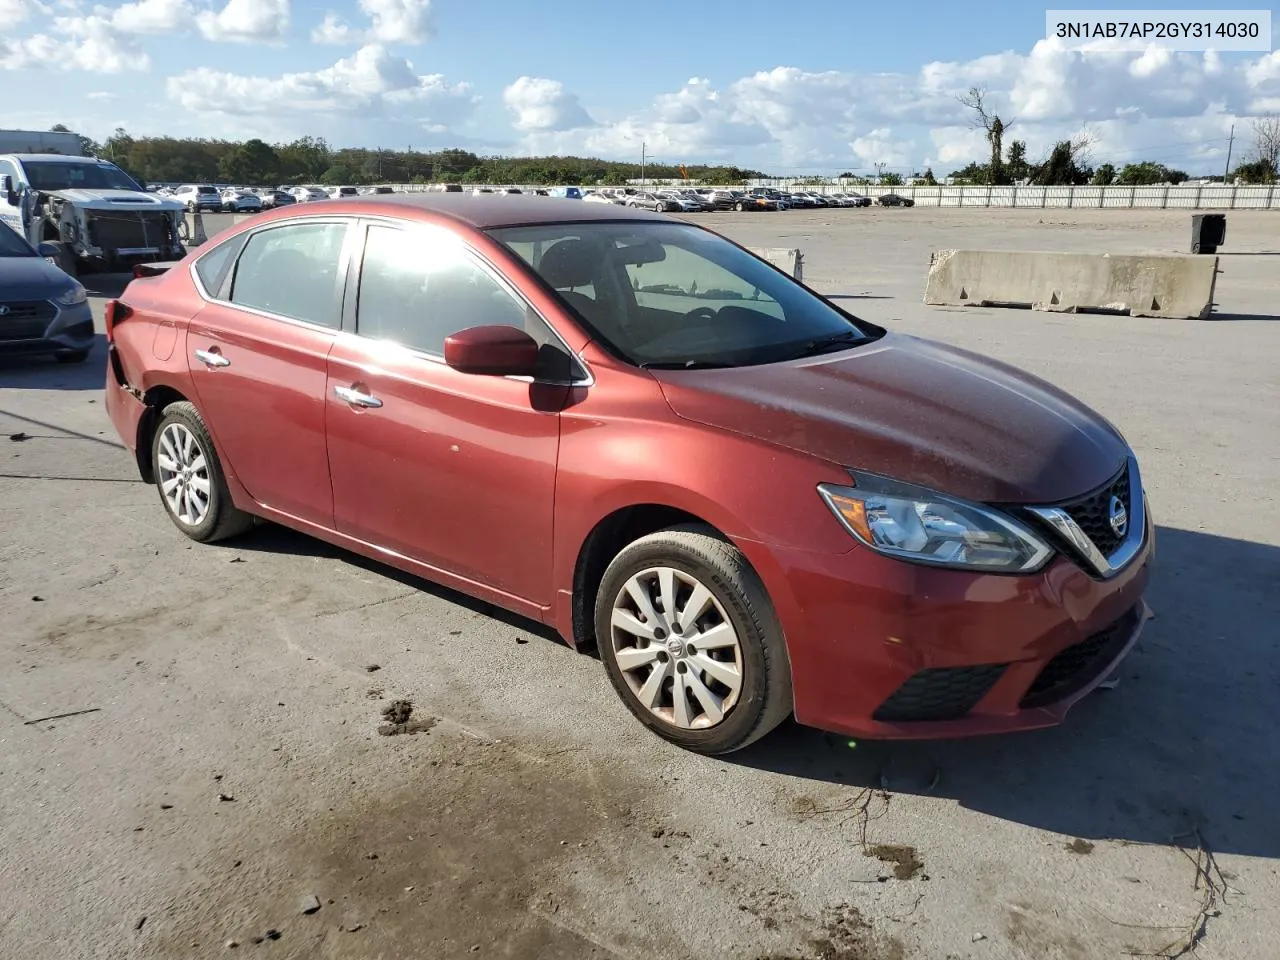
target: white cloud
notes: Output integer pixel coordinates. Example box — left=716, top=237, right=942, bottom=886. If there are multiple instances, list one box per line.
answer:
left=196, top=0, right=289, bottom=44
left=0, top=0, right=29, bottom=24
left=1, top=15, right=150, bottom=72
left=166, top=44, right=476, bottom=129
left=307, top=0, right=430, bottom=47
left=850, top=128, right=911, bottom=169
left=503, top=77, right=594, bottom=132
left=361, top=0, right=431, bottom=44
left=311, top=11, right=353, bottom=44
left=109, top=0, right=193, bottom=34
left=87, top=90, right=118, bottom=101
left=529, top=44, right=1279, bottom=175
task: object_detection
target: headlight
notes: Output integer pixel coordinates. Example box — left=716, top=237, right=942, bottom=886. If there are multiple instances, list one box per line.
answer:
left=55, top=283, right=88, bottom=306
left=818, top=473, right=1052, bottom=573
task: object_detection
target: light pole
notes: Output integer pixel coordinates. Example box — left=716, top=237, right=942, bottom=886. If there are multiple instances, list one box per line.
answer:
left=640, top=141, right=647, bottom=188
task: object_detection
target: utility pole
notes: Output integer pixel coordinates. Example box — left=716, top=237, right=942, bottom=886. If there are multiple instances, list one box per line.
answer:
left=1223, top=124, right=1235, bottom=182
left=640, top=142, right=646, bottom=188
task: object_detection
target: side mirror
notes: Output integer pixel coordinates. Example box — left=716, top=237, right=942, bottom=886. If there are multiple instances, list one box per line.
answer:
left=37, top=241, right=59, bottom=259
left=1, top=175, right=14, bottom=204
left=444, top=325, right=541, bottom=377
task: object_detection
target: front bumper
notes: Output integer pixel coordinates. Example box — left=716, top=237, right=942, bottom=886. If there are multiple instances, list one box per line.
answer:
left=744, top=519, right=1154, bottom=740
left=0, top=301, right=95, bottom=355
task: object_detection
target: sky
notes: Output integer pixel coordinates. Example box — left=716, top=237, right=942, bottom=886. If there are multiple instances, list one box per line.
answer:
left=2, top=0, right=1279, bottom=176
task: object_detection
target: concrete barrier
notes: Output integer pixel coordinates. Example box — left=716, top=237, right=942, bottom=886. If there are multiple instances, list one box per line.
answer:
left=924, top=249, right=1219, bottom=320
left=749, top=247, right=804, bottom=281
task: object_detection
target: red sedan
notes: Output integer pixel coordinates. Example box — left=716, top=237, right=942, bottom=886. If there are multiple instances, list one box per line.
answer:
left=104, top=196, right=1152, bottom=754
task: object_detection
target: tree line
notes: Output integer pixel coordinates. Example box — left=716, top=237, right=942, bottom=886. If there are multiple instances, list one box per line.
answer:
left=54, top=126, right=764, bottom=188
left=49, top=117, right=1280, bottom=188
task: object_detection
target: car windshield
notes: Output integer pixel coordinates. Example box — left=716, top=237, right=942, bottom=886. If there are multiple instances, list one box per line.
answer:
left=0, top=225, right=34, bottom=257
left=489, top=221, right=880, bottom=369
left=23, top=161, right=142, bottom=192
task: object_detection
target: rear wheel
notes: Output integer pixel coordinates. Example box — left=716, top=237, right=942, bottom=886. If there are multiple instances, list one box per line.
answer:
left=595, top=524, right=792, bottom=755
left=151, top=401, right=254, bottom=543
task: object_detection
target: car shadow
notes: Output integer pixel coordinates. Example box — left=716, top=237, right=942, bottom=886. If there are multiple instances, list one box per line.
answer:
left=214, top=522, right=566, bottom=647
left=0, top=335, right=107, bottom=391
left=725, top=525, right=1280, bottom=860
left=81, top=273, right=133, bottom=299
left=1209, top=312, right=1280, bottom=322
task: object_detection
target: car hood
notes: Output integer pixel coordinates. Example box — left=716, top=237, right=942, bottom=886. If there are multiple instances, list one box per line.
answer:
left=0, top=255, right=78, bottom=299
left=651, top=332, right=1128, bottom=504
left=47, top=189, right=183, bottom=211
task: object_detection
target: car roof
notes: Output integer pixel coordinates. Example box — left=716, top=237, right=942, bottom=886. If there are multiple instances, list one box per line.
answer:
left=7, top=154, right=106, bottom=163
left=340, top=193, right=666, bottom=229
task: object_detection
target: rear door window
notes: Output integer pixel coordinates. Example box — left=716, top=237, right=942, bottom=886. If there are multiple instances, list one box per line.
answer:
left=228, top=221, right=349, bottom=328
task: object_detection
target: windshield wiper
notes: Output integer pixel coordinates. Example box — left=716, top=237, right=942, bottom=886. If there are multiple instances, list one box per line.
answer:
left=638, top=359, right=734, bottom=370
left=776, top=330, right=865, bottom=361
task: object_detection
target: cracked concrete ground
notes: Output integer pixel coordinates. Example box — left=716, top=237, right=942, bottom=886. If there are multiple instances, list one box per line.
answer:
left=1, top=207, right=1276, bottom=960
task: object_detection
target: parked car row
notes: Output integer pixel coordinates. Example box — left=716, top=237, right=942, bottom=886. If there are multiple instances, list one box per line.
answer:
left=576, top=187, right=913, bottom=211
left=153, top=181, right=913, bottom=215
left=154, top=183, right=399, bottom=214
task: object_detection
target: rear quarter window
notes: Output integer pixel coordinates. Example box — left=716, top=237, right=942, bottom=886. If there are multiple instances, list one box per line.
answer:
left=192, top=234, right=246, bottom=297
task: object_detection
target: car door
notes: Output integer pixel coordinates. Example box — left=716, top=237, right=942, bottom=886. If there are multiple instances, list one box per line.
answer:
left=325, top=220, right=577, bottom=606
left=186, top=217, right=355, bottom=526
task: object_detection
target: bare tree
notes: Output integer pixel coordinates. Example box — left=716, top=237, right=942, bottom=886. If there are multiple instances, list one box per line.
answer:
left=958, top=86, right=1013, bottom=184
left=1071, top=126, right=1098, bottom=167
left=1252, top=114, right=1280, bottom=171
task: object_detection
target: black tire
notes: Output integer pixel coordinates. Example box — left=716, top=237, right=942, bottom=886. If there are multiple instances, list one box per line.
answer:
left=185, top=202, right=195, bottom=213
left=735, top=202, right=745, bottom=212
left=54, top=349, right=89, bottom=363
left=151, top=400, right=254, bottom=543
left=594, top=524, right=792, bottom=755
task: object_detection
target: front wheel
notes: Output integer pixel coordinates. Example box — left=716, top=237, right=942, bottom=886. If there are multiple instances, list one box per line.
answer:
left=595, top=525, right=792, bottom=755
left=151, top=401, right=254, bottom=543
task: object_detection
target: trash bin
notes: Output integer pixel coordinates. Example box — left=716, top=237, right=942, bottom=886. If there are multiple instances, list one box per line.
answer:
left=1191, top=213, right=1226, bottom=254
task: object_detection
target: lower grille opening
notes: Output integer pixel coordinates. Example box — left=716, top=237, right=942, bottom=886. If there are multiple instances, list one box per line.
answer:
left=0, top=300, right=55, bottom=342
left=873, top=664, right=1008, bottom=722
left=1020, top=606, right=1141, bottom=709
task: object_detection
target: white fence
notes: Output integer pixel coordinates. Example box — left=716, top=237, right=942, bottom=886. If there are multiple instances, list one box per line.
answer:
left=383, top=182, right=1278, bottom=210
left=828, top=184, right=1280, bottom=210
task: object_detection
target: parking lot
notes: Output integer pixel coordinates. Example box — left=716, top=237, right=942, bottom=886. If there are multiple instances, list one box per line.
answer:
left=2, top=207, right=1277, bottom=960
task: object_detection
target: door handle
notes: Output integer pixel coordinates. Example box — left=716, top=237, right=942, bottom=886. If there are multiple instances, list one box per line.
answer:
left=194, top=348, right=230, bottom=368
left=334, top=385, right=383, bottom=408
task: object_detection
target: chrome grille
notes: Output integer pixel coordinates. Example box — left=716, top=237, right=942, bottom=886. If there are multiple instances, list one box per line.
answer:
left=1060, top=465, right=1131, bottom=556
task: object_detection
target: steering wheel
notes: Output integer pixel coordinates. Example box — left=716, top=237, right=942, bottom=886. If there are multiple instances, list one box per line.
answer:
left=684, top=306, right=718, bottom=322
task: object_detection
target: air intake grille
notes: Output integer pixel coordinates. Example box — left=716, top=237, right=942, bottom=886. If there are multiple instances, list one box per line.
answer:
left=873, top=664, right=1008, bottom=722
left=0, top=300, right=55, bottom=341
left=1020, top=606, right=1140, bottom=708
